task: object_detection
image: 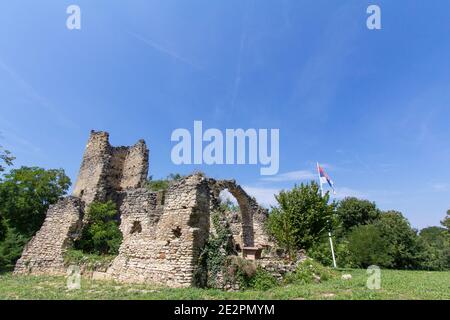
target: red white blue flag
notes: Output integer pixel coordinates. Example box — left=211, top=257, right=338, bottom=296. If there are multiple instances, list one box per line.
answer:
left=317, top=162, right=336, bottom=195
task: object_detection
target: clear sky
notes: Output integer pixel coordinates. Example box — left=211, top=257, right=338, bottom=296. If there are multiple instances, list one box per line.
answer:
left=1, top=1, right=449, bottom=229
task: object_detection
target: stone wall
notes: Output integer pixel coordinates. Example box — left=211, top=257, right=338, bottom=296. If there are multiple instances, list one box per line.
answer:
left=14, top=131, right=276, bottom=288
left=107, top=174, right=210, bottom=287
left=14, top=197, right=84, bottom=275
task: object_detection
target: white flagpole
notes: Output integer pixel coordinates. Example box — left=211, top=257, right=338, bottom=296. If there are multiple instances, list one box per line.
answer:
left=317, top=162, right=337, bottom=268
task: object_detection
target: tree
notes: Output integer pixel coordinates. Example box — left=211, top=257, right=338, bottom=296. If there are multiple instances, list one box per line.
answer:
left=74, top=201, right=122, bottom=255
left=0, top=145, right=14, bottom=174
left=0, top=227, right=28, bottom=272
left=347, top=224, right=394, bottom=268
left=417, top=226, right=449, bottom=270
left=373, top=211, right=421, bottom=269
left=441, top=210, right=450, bottom=230
left=0, top=167, right=71, bottom=237
left=267, top=181, right=335, bottom=257
left=335, top=197, right=380, bottom=233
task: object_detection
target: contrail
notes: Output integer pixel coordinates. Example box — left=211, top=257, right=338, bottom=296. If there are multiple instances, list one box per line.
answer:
left=128, top=31, right=204, bottom=71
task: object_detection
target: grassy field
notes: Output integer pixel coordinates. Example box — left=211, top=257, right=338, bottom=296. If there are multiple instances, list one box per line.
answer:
left=0, top=269, right=448, bottom=300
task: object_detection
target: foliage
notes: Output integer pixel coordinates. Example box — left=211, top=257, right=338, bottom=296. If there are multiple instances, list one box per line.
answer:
left=267, top=181, right=335, bottom=257
left=247, top=268, right=278, bottom=290
left=74, top=201, right=122, bottom=255
left=220, top=197, right=239, bottom=213
left=63, top=248, right=116, bottom=271
left=347, top=224, right=394, bottom=268
left=0, top=227, right=28, bottom=273
left=417, top=227, right=449, bottom=270
left=0, top=144, right=14, bottom=173
left=373, top=211, right=422, bottom=269
left=195, top=210, right=234, bottom=287
left=308, top=237, right=355, bottom=268
left=442, top=210, right=450, bottom=230
left=0, top=167, right=71, bottom=237
left=335, top=197, right=380, bottom=234
left=146, top=173, right=184, bottom=191
left=222, top=255, right=257, bottom=289
left=285, top=259, right=336, bottom=284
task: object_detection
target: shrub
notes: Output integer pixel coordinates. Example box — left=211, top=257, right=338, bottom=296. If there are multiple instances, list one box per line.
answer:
left=74, top=201, right=122, bottom=255
left=347, top=224, right=393, bottom=268
left=248, top=268, right=278, bottom=290
left=308, top=238, right=355, bottom=268
left=285, top=259, right=336, bottom=284
left=63, top=248, right=116, bottom=271
left=223, top=255, right=257, bottom=289
left=0, top=227, right=28, bottom=272
left=267, top=181, right=336, bottom=259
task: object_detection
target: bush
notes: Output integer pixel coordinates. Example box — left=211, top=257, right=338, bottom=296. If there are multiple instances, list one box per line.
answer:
left=63, top=248, right=116, bottom=271
left=308, top=237, right=355, bottom=268
left=74, top=201, right=122, bottom=255
left=223, top=255, right=257, bottom=289
left=285, top=259, right=336, bottom=284
left=248, top=268, right=278, bottom=290
left=0, top=227, right=29, bottom=272
left=347, top=224, right=393, bottom=268
left=267, top=181, right=336, bottom=259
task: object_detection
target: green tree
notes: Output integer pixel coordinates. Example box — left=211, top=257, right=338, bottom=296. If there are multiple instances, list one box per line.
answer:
left=441, top=210, right=450, bottom=230
left=267, top=181, right=335, bottom=257
left=0, top=167, right=71, bottom=237
left=0, top=144, right=14, bottom=173
left=335, top=197, right=380, bottom=233
left=373, top=211, right=421, bottom=269
left=347, top=224, right=393, bottom=268
left=0, top=227, right=28, bottom=272
left=417, top=226, right=449, bottom=270
left=75, top=201, right=122, bottom=255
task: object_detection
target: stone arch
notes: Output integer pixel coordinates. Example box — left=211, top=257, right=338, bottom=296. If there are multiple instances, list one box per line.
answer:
left=209, top=179, right=265, bottom=248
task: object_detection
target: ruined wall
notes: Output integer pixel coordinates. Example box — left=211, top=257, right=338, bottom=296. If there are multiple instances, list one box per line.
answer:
left=107, top=174, right=210, bottom=287
left=72, top=131, right=149, bottom=206
left=72, top=131, right=111, bottom=205
left=209, top=179, right=271, bottom=249
left=14, top=197, right=84, bottom=275
left=120, top=140, right=149, bottom=190
left=14, top=130, right=275, bottom=287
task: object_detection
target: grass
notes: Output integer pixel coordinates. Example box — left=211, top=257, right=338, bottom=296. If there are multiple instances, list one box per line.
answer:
left=0, top=269, right=449, bottom=300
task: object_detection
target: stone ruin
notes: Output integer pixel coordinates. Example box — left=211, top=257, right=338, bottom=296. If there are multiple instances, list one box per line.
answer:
left=14, top=130, right=292, bottom=287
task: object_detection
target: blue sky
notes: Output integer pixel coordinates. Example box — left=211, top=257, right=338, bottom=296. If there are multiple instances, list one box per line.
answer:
left=1, top=1, right=449, bottom=229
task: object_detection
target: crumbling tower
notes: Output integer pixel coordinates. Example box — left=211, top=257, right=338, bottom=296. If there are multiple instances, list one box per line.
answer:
left=72, top=130, right=149, bottom=205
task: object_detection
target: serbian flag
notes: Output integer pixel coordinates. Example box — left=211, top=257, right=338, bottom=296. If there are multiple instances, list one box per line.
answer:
left=317, top=162, right=336, bottom=194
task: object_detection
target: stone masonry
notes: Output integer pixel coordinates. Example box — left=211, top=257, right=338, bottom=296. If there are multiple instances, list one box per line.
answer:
left=14, top=131, right=275, bottom=287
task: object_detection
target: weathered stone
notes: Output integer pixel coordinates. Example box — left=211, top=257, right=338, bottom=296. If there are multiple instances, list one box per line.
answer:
left=14, top=131, right=279, bottom=288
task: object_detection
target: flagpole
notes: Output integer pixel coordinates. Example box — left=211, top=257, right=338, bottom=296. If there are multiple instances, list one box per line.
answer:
left=317, top=162, right=337, bottom=268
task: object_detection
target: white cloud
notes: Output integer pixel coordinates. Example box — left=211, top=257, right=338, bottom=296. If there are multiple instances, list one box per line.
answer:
left=431, top=183, right=449, bottom=192
left=242, top=186, right=281, bottom=207
left=333, top=187, right=367, bottom=200
left=261, top=170, right=315, bottom=182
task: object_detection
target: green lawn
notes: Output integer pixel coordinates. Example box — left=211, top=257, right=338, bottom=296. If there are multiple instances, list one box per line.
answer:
left=0, top=269, right=449, bottom=300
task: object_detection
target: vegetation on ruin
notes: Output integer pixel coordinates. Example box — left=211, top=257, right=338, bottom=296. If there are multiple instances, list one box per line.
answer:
left=146, top=173, right=185, bottom=191
left=73, top=201, right=122, bottom=256
left=0, top=268, right=449, bottom=300
left=63, top=248, right=116, bottom=271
